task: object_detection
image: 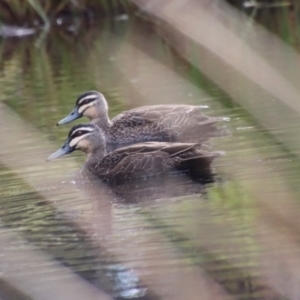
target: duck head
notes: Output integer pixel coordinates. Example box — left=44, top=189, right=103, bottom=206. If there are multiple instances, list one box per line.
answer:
left=57, top=91, right=108, bottom=125
left=47, top=123, right=104, bottom=161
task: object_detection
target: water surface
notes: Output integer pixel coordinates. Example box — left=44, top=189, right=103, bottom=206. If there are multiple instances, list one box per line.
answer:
left=1, top=10, right=300, bottom=300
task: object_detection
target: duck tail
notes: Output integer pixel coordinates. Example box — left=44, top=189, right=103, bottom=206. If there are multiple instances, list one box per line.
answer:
left=176, top=151, right=222, bottom=179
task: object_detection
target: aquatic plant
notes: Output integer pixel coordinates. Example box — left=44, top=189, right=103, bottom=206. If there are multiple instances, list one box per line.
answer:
left=0, top=0, right=131, bottom=26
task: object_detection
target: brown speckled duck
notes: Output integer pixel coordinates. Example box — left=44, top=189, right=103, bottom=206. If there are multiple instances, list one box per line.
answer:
left=57, top=91, right=221, bottom=144
left=47, top=123, right=220, bottom=182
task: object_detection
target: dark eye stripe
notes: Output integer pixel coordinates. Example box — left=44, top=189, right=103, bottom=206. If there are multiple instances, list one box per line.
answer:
left=78, top=97, right=97, bottom=106
left=80, top=99, right=91, bottom=105
left=71, top=130, right=91, bottom=138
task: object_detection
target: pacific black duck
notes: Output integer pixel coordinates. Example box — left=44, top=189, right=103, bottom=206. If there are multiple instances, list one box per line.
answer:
left=47, top=123, right=220, bottom=182
left=57, top=91, right=221, bottom=144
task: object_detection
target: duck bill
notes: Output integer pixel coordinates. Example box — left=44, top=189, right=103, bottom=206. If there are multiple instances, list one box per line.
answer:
left=57, top=107, right=82, bottom=125
left=46, top=140, right=74, bottom=161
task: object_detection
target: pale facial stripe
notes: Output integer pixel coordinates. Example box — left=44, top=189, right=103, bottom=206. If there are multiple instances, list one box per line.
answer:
left=72, top=126, right=94, bottom=135
left=69, top=135, right=86, bottom=147
left=78, top=95, right=98, bottom=105
left=78, top=103, right=93, bottom=114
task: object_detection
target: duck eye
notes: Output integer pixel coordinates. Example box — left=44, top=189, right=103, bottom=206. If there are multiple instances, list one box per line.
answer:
left=72, top=130, right=83, bottom=138
left=82, top=99, right=93, bottom=105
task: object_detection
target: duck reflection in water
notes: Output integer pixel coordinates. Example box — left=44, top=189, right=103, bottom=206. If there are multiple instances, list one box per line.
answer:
left=72, top=174, right=211, bottom=209
left=57, top=91, right=223, bottom=144
left=47, top=123, right=220, bottom=183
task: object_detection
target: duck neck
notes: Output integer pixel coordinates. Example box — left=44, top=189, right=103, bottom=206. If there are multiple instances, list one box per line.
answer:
left=91, top=115, right=112, bottom=131
left=92, top=113, right=112, bottom=132
left=84, top=145, right=107, bottom=173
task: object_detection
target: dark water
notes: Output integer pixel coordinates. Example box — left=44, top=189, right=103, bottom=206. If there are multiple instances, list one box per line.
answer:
left=1, top=8, right=300, bottom=300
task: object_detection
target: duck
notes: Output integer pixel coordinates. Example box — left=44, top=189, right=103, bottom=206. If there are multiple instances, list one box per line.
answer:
left=47, top=123, right=220, bottom=182
left=57, top=91, right=221, bottom=144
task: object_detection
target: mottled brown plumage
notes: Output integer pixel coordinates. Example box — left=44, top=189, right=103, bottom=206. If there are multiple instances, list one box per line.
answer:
left=57, top=91, right=221, bottom=144
left=47, top=124, right=220, bottom=182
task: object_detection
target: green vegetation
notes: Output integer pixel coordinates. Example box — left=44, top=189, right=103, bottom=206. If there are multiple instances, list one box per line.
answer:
left=0, top=0, right=132, bottom=26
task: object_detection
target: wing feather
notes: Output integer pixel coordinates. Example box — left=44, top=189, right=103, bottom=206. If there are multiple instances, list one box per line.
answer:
left=110, top=105, right=219, bottom=143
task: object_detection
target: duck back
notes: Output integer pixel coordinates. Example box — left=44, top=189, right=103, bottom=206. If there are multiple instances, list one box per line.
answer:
left=103, top=105, right=220, bottom=144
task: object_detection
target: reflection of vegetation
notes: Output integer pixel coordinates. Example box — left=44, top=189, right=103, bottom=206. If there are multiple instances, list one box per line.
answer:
left=208, top=181, right=255, bottom=222
left=0, top=20, right=128, bottom=142
left=137, top=192, right=264, bottom=300
left=0, top=0, right=132, bottom=26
